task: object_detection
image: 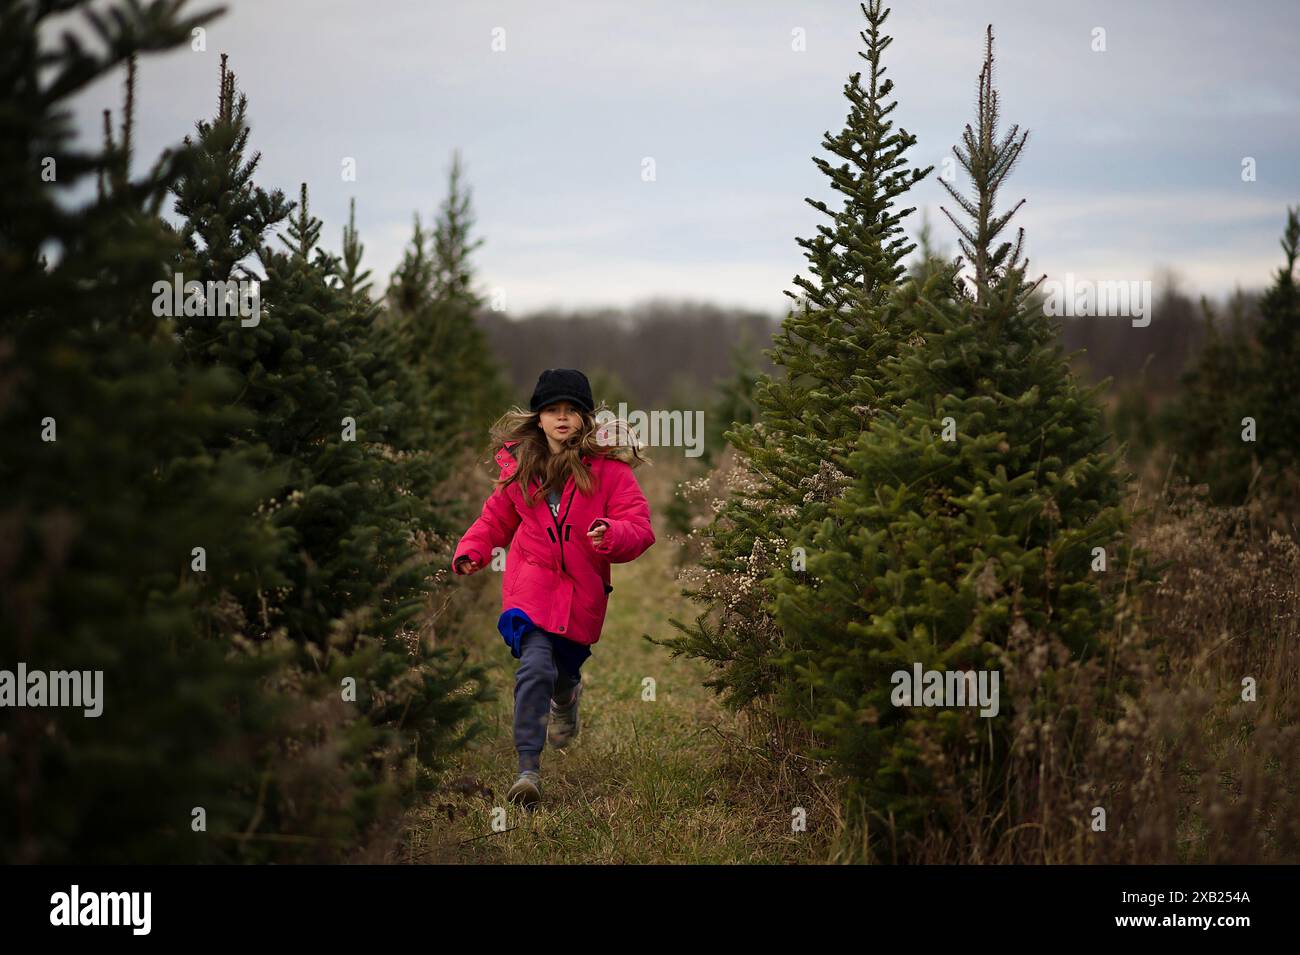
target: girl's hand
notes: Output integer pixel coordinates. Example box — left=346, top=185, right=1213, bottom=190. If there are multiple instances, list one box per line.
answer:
left=587, top=520, right=609, bottom=548
left=455, top=556, right=481, bottom=575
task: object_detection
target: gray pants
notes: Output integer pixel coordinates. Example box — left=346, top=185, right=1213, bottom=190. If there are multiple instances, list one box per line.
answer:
left=514, top=628, right=588, bottom=772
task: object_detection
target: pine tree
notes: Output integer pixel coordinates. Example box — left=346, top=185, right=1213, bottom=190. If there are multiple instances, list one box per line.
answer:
left=1161, top=209, right=1299, bottom=510
left=386, top=150, right=508, bottom=447
left=765, top=27, right=1138, bottom=856
left=743, top=0, right=933, bottom=478
left=702, top=336, right=763, bottom=464
left=0, top=1, right=290, bottom=863
left=173, top=54, right=292, bottom=287
left=337, top=198, right=445, bottom=466
left=168, top=62, right=488, bottom=857
left=387, top=212, right=436, bottom=318
left=339, top=197, right=373, bottom=300
left=657, top=0, right=936, bottom=707
left=255, top=184, right=490, bottom=849
left=905, top=210, right=953, bottom=285
left=1108, top=358, right=1160, bottom=470
left=1161, top=293, right=1260, bottom=505
left=1249, top=207, right=1300, bottom=493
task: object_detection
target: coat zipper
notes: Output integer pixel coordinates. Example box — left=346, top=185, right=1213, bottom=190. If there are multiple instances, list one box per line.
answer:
left=504, top=445, right=594, bottom=594
left=554, top=476, right=578, bottom=573
left=536, top=468, right=580, bottom=575
left=531, top=457, right=612, bottom=602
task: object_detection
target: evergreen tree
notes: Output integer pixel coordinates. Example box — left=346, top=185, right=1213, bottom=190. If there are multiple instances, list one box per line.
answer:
left=905, top=210, right=952, bottom=285
left=172, top=54, right=291, bottom=287
left=0, top=1, right=289, bottom=863
left=386, top=150, right=508, bottom=447
left=747, top=0, right=934, bottom=476
left=386, top=212, right=436, bottom=318
left=1108, top=357, right=1159, bottom=470
left=258, top=184, right=490, bottom=849
left=1161, top=293, right=1260, bottom=505
left=658, top=0, right=937, bottom=707
left=1248, top=208, right=1300, bottom=495
left=702, top=336, right=763, bottom=465
left=339, top=197, right=373, bottom=301
left=337, top=198, right=449, bottom=482
left=765, top=27, right=1137, bottom=856
left=1258, top=207, right=1300, bottom=467
left=168, top=61, right=488, bottom=857
left=1161, top=209, right=1299, bottom=510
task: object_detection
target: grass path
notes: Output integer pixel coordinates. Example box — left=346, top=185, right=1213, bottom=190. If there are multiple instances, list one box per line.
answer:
left=401, top=461, right=834, bottom=864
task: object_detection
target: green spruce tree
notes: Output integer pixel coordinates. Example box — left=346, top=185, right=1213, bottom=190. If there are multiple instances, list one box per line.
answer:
left=702, top=336, right=764, bottom=465
left=1254, top=207, right=1300, bottom=478
left=1253, top=208, right=1300, bottom=509
left=0, top=3, right=289, bottom=863
left=1162, top=209, right=1299, bottom=511
left=169, top=61, right=488, bottom=858
left=386, top=150, right=508, bottom=447
left=1161, top=292, right=1260, bottom=505
left=766, top=27, right=1138, bottom=857
left=339, top=197, right=374, bottom=301
left=658, top=0, right=937, bottom=707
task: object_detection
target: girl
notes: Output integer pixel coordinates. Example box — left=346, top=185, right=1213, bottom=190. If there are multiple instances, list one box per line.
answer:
left=451, top=368, right=655, bottom=807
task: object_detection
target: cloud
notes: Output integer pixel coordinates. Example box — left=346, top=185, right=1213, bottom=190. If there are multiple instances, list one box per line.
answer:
left=64, top=0, right=1299, bottom=314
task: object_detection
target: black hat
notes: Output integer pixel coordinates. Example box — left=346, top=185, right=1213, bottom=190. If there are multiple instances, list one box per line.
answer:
left=530, top=368, right=594, bottom=414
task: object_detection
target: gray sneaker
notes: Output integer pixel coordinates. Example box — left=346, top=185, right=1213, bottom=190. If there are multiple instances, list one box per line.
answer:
left=548, top=680, right=583, bottom=748
left=506, top=770, right=541, bottom=807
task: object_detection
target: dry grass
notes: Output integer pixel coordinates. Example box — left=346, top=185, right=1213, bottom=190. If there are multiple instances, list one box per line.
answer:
left=1085, top=474, right=1300, bottom=863
left=386, top=444, right=1300, bottom=864
left=658, top=442, right=1300, bottom=863
left=864, top=469, right=1300, bottom=863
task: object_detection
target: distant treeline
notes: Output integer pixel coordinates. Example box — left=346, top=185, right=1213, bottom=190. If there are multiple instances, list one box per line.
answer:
left=1058, top=273, right=1260, bottom=398
left=482, top=278, right=1260, bottom=411
left=480, top=300, right=779, bottom=408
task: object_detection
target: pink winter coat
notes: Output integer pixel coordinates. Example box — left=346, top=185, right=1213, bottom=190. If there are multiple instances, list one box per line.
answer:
left=451, top=440, right=655, bottom=646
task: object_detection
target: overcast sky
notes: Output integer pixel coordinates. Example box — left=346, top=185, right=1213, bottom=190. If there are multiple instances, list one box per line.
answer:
left=68, top=0, right=1300, bottom=317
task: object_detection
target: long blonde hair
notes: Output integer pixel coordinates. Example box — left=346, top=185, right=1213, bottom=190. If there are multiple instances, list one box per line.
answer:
left=486, top=399, right=650, bottom=507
